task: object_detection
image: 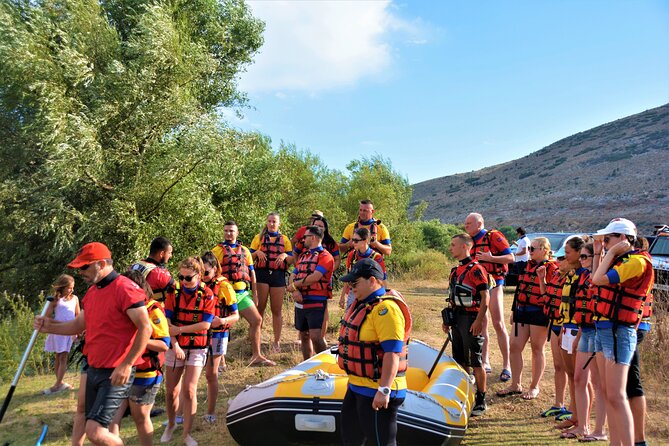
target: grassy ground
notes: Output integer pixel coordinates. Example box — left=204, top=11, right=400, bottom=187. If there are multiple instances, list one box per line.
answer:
left=1, top=282, right=667, bottom=445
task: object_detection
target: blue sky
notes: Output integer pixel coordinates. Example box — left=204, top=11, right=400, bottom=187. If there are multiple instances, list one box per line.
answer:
left=225, top=0, right=669, bottom=184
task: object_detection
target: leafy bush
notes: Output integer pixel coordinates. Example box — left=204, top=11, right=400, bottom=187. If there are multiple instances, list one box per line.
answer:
left=387, top=249, right=452, bottom=282
left=0, top=292, right=51, bottom=383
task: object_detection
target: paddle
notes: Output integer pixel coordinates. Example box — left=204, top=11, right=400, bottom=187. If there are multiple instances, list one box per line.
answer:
left=0, top=296, right=53, bottom=424
left=428, top=331, right=452, bottom=379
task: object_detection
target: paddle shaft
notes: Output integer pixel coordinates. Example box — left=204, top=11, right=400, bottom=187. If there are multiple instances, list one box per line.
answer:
left=0, top=297, right=53, bottom=424
left=428, top=331, right=452, bottom=378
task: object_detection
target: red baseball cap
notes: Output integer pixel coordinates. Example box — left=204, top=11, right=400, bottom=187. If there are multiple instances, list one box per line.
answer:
left=67, top=242, right=112, bottom=268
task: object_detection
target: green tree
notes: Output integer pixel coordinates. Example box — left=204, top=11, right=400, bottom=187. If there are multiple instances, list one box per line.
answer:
left=0, top=0, right=264, bottom=297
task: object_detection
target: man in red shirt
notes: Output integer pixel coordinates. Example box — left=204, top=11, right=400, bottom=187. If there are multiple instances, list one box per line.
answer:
left=464, top=212, right=514, bottom=382
left=35, top=242, right=151, bottom=446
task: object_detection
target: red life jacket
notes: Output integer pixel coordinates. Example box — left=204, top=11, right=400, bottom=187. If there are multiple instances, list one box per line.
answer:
left=255, top=232, right=287, bottom=270
left=594, top=251, right=655, bottom=326
left=516, top=260, right=557, bottom=307
left=573, top=269, right=595, bottom=327
left=347, top=249, right=384, bottom=270
left=472, top=229, right=509, bottom=277
left=294, top=248, right=333, bottom=298
left=135, top=300, right=165, bottom=376
left=543, top=270, right=566, bottom=321
left=129, top=260, right=170, bottom=301
left=448, top=260, right=485, bottom=312
left=170, top=282, right=213, bottom=349
left=337, top=290, right=412, bottom=380
left=217, top=243, right=251, bottom=284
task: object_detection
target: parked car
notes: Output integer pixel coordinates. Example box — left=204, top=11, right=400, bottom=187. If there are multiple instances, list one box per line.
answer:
left=649, top=225, right=669, bottom=302
left=505, top=232, right=577, bottom=287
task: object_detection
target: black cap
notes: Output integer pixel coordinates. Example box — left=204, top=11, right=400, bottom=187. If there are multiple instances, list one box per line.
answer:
left=340, top=258, right=384, bottom=282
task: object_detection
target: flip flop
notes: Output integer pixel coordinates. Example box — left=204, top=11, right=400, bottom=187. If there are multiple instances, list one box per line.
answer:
left=555, top=419, right=577, bottom=430
left=495, top=387, right=522, bottom=397
left=561, top=431, right=581, bottom=439
left=499, top=368, right=512, bottom=382
left=578, top=435, right=608, bottom=442
left=483, top=365, right=492, bottom=374
left=248, top=358, right=277, bottom=367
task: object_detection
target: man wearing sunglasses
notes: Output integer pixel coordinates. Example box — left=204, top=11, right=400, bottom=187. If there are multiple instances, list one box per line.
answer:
left=34, top=242, right=151, bottom=446
left=339, top=199, right=392, bottom=257
left=129, top=236, right=175, bottom=302
left=337, top=258, right=411, bottom=446
left=288, top=225, right=334, bottom=360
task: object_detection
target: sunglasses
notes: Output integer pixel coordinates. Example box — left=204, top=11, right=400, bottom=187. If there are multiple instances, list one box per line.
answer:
left=203, top=269, right=214, bottom=276
left=529, top=246, right=541, bottom=252
left=351, top=238, right=363, bottom=243
left=579, top=254, right=593, bottom=260
left=79, top=263, right=92, bottom=271
left=178, top=274, right=197, bottom=281
left=603, top=233, right=622, bottom=243
left=557, top=256, right=566, bottom=261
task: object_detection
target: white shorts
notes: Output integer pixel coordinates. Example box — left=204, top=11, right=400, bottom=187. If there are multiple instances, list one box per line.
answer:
left=164, top=348, right=208, bottom=368
left=210, top=336, right=229, bottom=356
left=561, top=329, right=577, bottom=354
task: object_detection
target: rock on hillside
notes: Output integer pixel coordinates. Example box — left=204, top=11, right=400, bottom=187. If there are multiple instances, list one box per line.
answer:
left=410, top=103, right=669, bottom=234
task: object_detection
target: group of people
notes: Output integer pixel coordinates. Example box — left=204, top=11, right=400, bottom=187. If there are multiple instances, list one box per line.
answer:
left=33, top=206, right=655, bottom=446
left=442, top=214, right=654, bottom=446
left=34, top=200, right=413, bottom=446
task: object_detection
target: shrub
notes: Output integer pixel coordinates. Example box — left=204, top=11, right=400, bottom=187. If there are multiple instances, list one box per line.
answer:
left=387, top=249, right=452, bottom=282
left=0, top=292, right=51, bottom=383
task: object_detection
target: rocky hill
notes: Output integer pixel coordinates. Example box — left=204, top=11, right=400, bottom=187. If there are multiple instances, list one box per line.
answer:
left=410, top=103, right=669, bottom=234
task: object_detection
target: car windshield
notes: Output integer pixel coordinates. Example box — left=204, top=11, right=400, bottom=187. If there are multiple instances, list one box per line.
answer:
left=650, top=237, right=669, bottom=256
left=528, top=233, right=569, bottom=251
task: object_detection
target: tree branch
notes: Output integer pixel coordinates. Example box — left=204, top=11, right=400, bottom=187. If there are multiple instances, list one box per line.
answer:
left=85, top=170, right=114, bottom=191
left=144, top=157, right=207, bottom=217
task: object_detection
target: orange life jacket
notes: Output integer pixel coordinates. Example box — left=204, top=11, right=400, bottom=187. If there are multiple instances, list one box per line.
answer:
left=543, top=270, right=567, bottom=322
left=294, top=248, right=333, bottom=298
left=594, top=251, right=655, bottom=326
left=129, top=260, right=169, bottom=301
left=516, top=260, right=557, bottom=307
left=135, top=300, right=165, bottom=375
left=255, top=232, right=287, bottom=270
left=473, top=229, right=509, bottom=277
left=573, top=269, right=595, bottom=327
left=337, top=291, right=412, bottom=380
left=170, top=282, right=213, bottom=349
left=217, top=243, right=251, bottom=284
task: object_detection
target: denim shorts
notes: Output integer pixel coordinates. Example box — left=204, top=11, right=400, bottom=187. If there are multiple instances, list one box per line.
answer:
left=595, top=325, right=637, bottom=365
left=128, top=382, right=160, bottom=406
left=577, top=328, right=596, bottom=353
left=85, top=367, right=135, bottom=427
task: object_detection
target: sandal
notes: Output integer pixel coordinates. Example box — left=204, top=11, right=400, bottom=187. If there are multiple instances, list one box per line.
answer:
left=499, top=368, right=512, bottom=382
left=496, top=387, right=522, bottom=397
left=555, top=419, right=577, bottom=430
left=248, top=358, right=277, bottom=367
left=578, top=435, right=608, bottom=442
left=561, top=431, right=582, bottom=439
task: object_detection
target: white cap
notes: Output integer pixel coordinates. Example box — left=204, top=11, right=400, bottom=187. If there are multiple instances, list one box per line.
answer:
left=595, top=218, right=637, bottom=236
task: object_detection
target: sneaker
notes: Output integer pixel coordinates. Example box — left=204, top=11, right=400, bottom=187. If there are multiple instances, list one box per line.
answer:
left=470, top=392, right=487, bottom=417
left=203, top=414, right=216, bottom=424
left=541, top=405, right=567, bottom=418
left=555, top=410, right=573, bottom=421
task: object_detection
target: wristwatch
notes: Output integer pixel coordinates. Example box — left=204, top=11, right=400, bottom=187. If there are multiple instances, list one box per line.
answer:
left=377, top=386, right=391, bottom=396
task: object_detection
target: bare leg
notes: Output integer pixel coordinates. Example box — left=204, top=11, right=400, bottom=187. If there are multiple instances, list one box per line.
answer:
left=527, top=325, right=548, bottom=395
left=309, top=328, right=327, bottom=357
left=506, top=323, right=529, bottom=392
left=320, top=302, right=330, bottom=341
left=255, top=282, right=270, bottom=326
left=164, top=364, right=184, bottom=436
left=299, top=331, right=313, bottom=360
left=54, top=352, right=68, bottom=388
left=597, top=353, right=633, bottom=445
left=108, top=398, right=128, bottom=436
left=589, top=359, right=607, bottom=437
left=85, top=419, right=123, bottom=446
left=574, top=351, right=592, bottom=436
left=72, top=372, right=87, bottom=446
left=240, top=305, right=273, bottom=363
left=269, top=286, right=285, bottom=347
left=489, top=285, right=510, bottom=371
left=129, top=401, right=154, bottom=446
left=205, top=354, right=222, bottom=416
left=560, top=344, right=577, bottom=422
left=182, top=365, right=204, bottom=442
left=629, top=396, right=646, bottom=443
left=550, top=332, right=567, bottom=407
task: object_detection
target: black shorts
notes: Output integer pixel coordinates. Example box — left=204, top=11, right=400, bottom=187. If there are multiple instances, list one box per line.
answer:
left=626, top=330, right=645, bottom=398
left=451, top=310, right=484, bottom=368
left=294, top=301, right=326, bottom=332
left=255, top=268, right=287, bottom=287
left=85, top=367, right=135, bottom=427
left=514, top=306, right=549, bottom=327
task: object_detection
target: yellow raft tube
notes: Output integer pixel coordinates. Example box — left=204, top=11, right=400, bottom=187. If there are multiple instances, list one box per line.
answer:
left=226, top=340, right=475, bottom=445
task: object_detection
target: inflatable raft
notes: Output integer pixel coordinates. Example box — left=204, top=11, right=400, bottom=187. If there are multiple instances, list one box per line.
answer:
left=226, top=340, right=475, bottom=445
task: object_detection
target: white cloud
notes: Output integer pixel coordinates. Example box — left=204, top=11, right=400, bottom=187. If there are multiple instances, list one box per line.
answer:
left=241, top=1, right=428, bottom=94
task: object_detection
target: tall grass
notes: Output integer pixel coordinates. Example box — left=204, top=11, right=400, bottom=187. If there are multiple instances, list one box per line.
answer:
left=0, top=292, right=52, bottom=383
